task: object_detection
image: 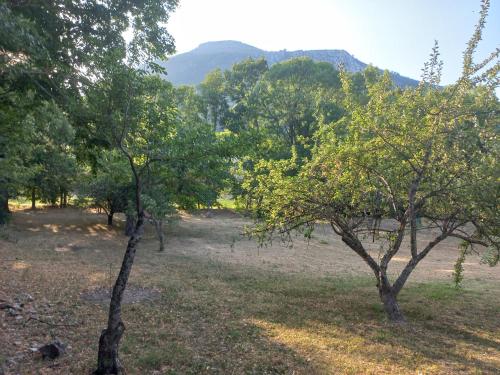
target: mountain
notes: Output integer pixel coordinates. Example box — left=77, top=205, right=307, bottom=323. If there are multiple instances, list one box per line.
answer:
left=159, top=40, right=419, bottom=87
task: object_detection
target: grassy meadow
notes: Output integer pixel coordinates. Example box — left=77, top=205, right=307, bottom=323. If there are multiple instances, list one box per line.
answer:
left=1, top=207, right=499, bottom=374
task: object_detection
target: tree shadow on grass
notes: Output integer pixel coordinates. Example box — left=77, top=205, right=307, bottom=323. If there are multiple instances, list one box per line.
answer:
left=157, top=256, right=500, bottom=374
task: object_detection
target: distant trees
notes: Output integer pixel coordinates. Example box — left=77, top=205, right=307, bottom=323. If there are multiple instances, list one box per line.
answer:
left=79, top=151, right=131, bottom=226
left=223, top=58, right=269, bottom=132
left=199, top=69, right=229, bottom=131
left=253, top=58, right=343, bottom=156
left=245, top=3, right=499, bottom=322
left=22, top=101, right=77, bottom=209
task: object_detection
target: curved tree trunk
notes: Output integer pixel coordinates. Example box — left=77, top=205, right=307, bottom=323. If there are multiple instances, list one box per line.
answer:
left=94, top=214, right=145, bottom=375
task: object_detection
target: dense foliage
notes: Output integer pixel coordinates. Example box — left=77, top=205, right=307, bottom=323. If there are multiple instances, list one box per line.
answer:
left=237, top=24, right=499, bottom=321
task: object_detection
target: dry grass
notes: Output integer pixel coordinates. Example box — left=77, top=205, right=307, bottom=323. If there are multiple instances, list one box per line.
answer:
left=0, top=207, right=499, bottom=374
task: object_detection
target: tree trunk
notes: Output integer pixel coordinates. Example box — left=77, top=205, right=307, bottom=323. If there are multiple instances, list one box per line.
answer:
left=31, top=188, right=36, bottom=210
left=154, top=219, right=164, bottom=252
left=124, top=214, right=135, bottom=236
left=63, top=191, right=68, bottom=208
left=379, top=287, right=405, bottom=323
left=107, top=212, right=114, bottom=226
left=0, top=188, right=9, bottom=225
left=60, top=190, right=64, bottom=208
left=94, top=215, right=145, bottom=375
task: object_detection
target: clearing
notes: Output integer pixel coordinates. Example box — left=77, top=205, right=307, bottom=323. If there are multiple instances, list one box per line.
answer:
left=1, top=208, right=499, bottom=374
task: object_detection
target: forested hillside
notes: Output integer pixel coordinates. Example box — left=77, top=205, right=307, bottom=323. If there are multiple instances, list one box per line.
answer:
left=159, top=40, right=419, bottom=87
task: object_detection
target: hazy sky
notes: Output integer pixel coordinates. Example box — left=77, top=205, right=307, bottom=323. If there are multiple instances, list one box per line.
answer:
left=167, top=0, right=499, bottom=84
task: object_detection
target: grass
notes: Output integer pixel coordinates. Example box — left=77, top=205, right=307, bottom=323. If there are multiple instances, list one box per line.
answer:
left=216, top=195, right=248, bottom=213
left=1, top=208, right=499, bottom=374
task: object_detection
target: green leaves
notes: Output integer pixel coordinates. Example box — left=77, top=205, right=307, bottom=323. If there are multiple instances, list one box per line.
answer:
left=244, top=21, right=499, bottom=274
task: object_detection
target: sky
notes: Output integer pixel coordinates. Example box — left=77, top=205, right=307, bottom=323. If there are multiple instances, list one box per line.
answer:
left=166, top=0, right=499, bottom=85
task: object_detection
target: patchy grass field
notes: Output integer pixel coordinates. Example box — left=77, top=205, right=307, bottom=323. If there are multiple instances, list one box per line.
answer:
left=1, top=208, right=499, bottom=374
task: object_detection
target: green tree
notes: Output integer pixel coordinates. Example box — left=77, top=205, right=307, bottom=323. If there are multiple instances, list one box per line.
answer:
left=0, top=91, right=35, bottom=222
left=199, top=68, right=228, bottom=131
left=174, top=85, right=207, bottom=124
left=79, top=151, right=132, bottom=226
left=252, top=57, right=343, bottom=158
left=88, top=66, right=182, bottom=373
left=249, top=3, right=499, bottom=322
left=0, top=0, right=178, bottom=223
left=22, top=101, right=77, bottom=209
left=224, top=58, right=268, bottom=132
left=143, top=110, right=233, bottom=251
left=231, top=58, right=344, bottom=208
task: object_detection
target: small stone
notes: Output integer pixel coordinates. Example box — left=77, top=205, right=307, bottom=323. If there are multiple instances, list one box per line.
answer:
left=14, top=341, right=22, bottom=346
left=38, top=340, right=66, bottom=360
left=6, top=358, right=17, bottom=366
left=7, top=308, right=19, bottom=316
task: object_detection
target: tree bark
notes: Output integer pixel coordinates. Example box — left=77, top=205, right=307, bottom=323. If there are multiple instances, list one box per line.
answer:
left=153, top=219, right=164, bottom=252
left=94, top=214, right=145, bottom=375
left=107, top=212, right=114, bottom=226
left=379, top=286, right=405, bottom=323
left=124, top=214, right=134, bottom=236
left=0, top=188, right=9, bottom=225
left=31, top=188, right=36, bottom=210
left=63, top=191, right=68, bottom=208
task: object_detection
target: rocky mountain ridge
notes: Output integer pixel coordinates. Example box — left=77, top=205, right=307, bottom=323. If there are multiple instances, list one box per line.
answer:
left=160, top=40, right=419, bottom=87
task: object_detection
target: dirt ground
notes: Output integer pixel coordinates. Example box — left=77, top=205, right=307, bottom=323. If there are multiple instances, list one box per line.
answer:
left=3, top=208, right=498, bottom=283
left=1, top=208, right=499, bottom=374
left=166, top=210, right=499, bottom=283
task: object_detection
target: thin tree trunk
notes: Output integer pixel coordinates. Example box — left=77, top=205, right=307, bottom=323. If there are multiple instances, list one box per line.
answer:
left=154, top=219, right=164, bottom=252
left=107, top=212, right=114, bottom=226
left=94, top=214, right=145, bottom=375
left=31, top=188, right=36, bottom=210
left=63, top=191, right=68, bottom=207
left=124, top=214, right=134, bottom=236
left=2, top=194, right=8, bottom=213
left=0, top=188, right=9, bottom=225
left=60, top=190, right=64, bottom=208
